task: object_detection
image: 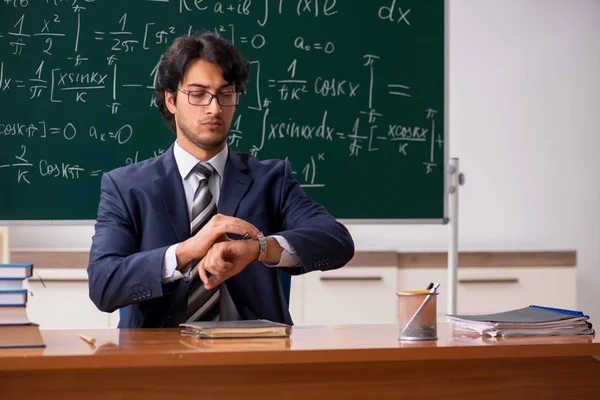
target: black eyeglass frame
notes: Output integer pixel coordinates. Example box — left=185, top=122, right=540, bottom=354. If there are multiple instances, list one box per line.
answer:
left=177, top=88, right=242, bottom=107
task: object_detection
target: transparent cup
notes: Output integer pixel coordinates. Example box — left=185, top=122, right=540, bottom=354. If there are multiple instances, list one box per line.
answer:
left=397, top=289, right=438, bottom=341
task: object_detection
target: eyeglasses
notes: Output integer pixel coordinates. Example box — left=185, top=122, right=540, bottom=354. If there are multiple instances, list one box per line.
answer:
left=177, top=88, right=240, bottom=107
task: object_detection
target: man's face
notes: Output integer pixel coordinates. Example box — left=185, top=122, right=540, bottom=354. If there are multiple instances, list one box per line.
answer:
left=165, top=58, right=237, bottom=153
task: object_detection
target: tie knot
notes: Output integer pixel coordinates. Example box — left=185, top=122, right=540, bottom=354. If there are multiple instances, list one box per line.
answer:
left=193, top=162, right=215, bottom=181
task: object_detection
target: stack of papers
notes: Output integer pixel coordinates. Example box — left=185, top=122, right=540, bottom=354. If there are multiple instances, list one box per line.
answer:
left=447, top=305, right=595, bottom=337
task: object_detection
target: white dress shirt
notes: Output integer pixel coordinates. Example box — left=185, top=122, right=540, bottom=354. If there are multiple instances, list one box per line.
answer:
left=162, top=141, right=299, bottom=283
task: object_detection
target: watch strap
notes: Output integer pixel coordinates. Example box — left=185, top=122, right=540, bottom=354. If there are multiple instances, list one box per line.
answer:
left=257, top=231, right=267, bottom=262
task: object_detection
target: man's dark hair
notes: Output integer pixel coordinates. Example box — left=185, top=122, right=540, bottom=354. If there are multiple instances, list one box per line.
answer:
left=154, top=32, right=250, bottom=133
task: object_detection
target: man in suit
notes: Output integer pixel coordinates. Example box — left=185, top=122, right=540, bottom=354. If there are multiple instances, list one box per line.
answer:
left=87, top=33, right=355, bottom=328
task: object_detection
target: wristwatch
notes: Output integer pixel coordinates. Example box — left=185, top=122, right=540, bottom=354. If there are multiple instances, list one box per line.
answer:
left=256, top=231, right=267, bottom=262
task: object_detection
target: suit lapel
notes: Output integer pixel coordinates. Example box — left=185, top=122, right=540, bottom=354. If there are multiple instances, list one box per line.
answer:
left=219, top=150, right=257, bottom=319
left=218, top=150, right=252, bottom=217
left=155, top=145, right=190, bottom=242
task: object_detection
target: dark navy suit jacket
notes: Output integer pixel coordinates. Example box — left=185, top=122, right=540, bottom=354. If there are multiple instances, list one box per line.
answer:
left=87, top=146, right=355, bottom=328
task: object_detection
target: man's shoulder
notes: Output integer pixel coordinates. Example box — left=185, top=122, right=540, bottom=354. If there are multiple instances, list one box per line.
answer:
left=105, top=152, right=166, bottom=184
left=233, top=151, right=287, bottom=173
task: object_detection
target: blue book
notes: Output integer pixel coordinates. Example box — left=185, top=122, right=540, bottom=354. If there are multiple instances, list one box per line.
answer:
left=0, top=289, right=28, bottom=306
left=0, top=263, right=33, bottom=279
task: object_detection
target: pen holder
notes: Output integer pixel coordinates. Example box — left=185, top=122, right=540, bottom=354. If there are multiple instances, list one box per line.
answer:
left=397, top=290, right=439, bottom=341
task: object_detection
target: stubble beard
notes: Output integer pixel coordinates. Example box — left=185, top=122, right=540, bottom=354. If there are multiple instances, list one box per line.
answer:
left=177, top=115, right=228, bottom=150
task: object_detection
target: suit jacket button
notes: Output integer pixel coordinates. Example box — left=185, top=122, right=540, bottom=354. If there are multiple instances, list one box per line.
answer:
left=132, top=294, right=138, bottom=301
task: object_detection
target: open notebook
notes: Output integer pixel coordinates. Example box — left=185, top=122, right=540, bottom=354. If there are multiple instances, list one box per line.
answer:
left=447, top=305, right=595, bottom=337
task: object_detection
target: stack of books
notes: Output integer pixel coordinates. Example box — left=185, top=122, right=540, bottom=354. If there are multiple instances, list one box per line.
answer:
left=0, top=263, right=45, bottom=349
left=447, top=305, right=595, bottom=338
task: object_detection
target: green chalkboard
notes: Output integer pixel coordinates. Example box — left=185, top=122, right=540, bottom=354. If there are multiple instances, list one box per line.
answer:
left=0, top=0, right=446, bottom=221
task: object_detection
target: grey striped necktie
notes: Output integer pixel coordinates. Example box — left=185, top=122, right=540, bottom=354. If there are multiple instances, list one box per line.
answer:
left=186, top=161, right=220, bottom=322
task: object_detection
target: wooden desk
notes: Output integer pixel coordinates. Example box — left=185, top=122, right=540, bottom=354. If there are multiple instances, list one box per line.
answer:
left=0, top=323, right=598, bottom=399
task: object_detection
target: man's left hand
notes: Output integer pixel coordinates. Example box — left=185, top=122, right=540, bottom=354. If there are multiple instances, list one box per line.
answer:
left=197, top=239, right=259, bottom=290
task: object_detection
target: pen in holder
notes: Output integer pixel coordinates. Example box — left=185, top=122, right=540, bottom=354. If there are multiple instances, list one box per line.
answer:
left=397, top=283, right=440, bottom=341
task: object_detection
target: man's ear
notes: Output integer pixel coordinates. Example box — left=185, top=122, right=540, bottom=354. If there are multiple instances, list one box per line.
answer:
left=165, top=91, right=176, bottom=115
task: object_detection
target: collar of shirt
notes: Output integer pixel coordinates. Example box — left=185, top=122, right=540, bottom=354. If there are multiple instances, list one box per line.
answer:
left=173, top=141, right=228, bottom=182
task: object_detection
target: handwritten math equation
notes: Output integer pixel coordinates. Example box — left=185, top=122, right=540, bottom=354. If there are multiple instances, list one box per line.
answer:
left=0, top=0, right=444, bottom=188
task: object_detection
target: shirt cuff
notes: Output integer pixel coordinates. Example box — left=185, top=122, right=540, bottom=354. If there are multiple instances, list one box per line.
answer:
left=162, top=244, right=191, bottom=283
left=267, top=235, right=299, bottom=267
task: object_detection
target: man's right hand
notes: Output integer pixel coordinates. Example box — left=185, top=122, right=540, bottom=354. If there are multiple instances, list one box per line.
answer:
left=174, top=214, right=259, bottom=269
